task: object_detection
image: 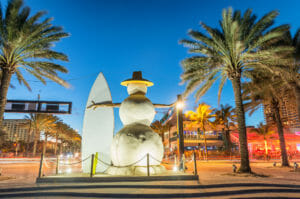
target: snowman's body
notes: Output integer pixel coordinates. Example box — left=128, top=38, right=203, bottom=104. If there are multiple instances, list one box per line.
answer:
left=107, top=81, right=165, bottom=175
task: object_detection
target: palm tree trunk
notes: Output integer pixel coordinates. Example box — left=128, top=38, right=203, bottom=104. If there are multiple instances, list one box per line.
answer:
left=202, top=126, right=208, bottom=161
left=33, top=140, right=37, bottom=157
left=43, top=134, right=48, bottom=156
left=59, top=142, right=63, bottom=154
left=224, top=127, right=232, bottom=154
left=271, top=99, right=289, bottom=166
left=264, top=139, right=268, bottom=155
left=26, top=125, right=32, bottom=157
left=33, top=130, right=39, bottom=157
left=54, top=133, right=58, bottom=155
left=231, top=76, right=251, bottom=173
left=263, top=137, right=268, bottom=161
left=0, top=69, right=13, bottom=134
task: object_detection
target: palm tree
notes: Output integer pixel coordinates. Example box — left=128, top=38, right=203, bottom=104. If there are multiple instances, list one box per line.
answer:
left=185, top=103, right=215, bottom=160
left=53, top=121, right=80, bottom=155
left=243, top=72, right=290, bottom=166
left=180, top=8, right=292, bottom=172
left=251, top=122, right=274, bottom=158
left=0, top=0, right=69, bottom=133
left=151, top=120, right=170, bottom=143
left=59, top=126, right=81, bottom=154
left=53, top=121, right=66, bottom=155
left=214, top=104, right=236, bottom=154
left=68, top=129, right=81, bottom=153
left=24, top=113, right=57, bottom=156
left=42, top=115, right=60, bottom=155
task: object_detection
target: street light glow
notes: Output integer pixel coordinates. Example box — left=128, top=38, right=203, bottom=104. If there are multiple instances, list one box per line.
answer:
left=173, top=166, right=178, bottom=172
left=176, top=101, right=184, bottom=110
left=66, top=168, right=72, bottom=174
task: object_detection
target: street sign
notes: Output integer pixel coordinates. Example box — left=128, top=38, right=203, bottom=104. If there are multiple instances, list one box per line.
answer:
left=5, top=100, right=72, bottom=114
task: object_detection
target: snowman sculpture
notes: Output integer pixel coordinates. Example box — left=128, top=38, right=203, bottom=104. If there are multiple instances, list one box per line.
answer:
left=91, top=71, right=167, bottom=175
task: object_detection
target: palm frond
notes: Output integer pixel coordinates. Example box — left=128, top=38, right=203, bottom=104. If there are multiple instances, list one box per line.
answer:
left=0, top=0, right=69, bottom=90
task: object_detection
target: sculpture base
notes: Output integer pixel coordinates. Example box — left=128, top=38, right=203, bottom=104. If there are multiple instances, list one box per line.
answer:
left=106, top=165, right=166, bottom=176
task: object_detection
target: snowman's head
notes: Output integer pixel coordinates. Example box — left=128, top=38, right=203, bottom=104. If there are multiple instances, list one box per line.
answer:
left=127, top=83, right=147, bottom=95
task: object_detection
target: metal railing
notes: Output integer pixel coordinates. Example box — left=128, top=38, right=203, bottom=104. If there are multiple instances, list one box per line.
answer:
left=38, top=151, right=199, bottom=178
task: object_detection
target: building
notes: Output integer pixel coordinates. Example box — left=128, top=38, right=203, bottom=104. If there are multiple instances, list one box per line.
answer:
left=162, top=113, right=225, bottom=158
left=231, top=127, right=300, bottom=159
left=264, top=94, right=300, bottom=133
left=2, top=119, right=34, bottom=143
left=165, top=123, right=224, bottom=151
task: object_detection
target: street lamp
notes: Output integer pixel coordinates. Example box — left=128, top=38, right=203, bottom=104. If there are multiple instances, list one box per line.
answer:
left=176, top=94, right=185, bottom=171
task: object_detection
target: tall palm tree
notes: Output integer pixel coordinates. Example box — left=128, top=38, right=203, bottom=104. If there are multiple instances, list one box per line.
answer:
left=151, top=120, right=170, bottom=143
left=180, top=8, right=292, bottom=172
left=243, top=72, right=290, bottom=166
left=24, top=113, right=57, bottom=156
left=185, top=103, right=215, bottom=160
left=0, top=0, right=69, bottom=133
left=251, top=122, right=274, bottom=158
left=214, top=104, right=236, bottom=154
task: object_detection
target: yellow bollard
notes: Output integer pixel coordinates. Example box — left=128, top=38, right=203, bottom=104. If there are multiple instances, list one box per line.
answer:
left=93, top=152, right=98, bottom=175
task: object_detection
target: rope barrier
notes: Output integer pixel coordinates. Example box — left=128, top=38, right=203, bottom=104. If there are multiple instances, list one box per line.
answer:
left=96, top=154, right=147, bottom=168
left=149, top=154, right=162, bottom=163
left=149, top=154, right=177, bottom=165
left=43, top=158, right=51, bottom=168
left=95, top=163, right=109, bottom=173
left=58, top=155, right=91, bottom=166
left=95, top=157, right=112, bottom=166
left=150, top=154, right=193, bottom=165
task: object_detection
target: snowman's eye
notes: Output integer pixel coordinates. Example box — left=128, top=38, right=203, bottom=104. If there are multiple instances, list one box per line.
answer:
left=139, top=135, right=146, bottom=142
left=127, top=133, right=133, bottom=137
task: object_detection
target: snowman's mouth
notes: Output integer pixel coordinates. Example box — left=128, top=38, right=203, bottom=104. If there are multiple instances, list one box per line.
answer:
left=126, top=133, right=147, bottom=142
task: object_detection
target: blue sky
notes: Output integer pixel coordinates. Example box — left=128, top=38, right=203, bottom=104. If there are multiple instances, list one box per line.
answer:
left=4, top=0, right=300, bottom=134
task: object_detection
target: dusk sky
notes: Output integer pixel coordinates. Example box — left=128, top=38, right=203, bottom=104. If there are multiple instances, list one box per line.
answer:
left=4, top=0, right=300, bottom=134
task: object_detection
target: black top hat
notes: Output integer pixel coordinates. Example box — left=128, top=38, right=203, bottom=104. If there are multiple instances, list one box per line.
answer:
left=121, top=71, right=153, bottom=87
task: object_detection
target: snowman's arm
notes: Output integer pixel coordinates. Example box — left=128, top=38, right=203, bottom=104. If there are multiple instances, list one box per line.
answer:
left=87, top=101, right=121, bottom=109
left=153, top=103, right=175, bottom=108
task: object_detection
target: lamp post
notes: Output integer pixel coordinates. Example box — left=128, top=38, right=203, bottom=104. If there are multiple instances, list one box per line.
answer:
left=176, top=94, right=185, bottom=171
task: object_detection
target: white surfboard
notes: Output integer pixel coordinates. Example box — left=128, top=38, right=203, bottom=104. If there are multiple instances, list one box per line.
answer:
left=82, top=72, right=114, bottom=173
